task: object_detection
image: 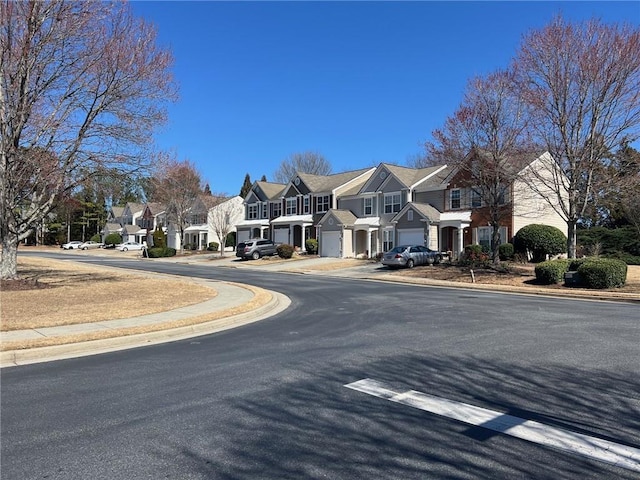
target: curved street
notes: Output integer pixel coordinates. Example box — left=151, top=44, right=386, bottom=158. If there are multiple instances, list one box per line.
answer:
left=2, top=256, right=639, bottom=479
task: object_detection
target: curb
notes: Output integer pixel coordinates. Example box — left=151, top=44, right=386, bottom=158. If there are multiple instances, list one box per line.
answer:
left=0, top=291, right=290, bottom=368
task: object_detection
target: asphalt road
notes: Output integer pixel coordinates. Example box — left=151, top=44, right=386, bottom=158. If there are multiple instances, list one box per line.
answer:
left=2, top=255, right=639, bottom=479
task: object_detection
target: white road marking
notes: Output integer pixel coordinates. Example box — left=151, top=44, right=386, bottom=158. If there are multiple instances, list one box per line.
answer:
left=345, top=378, right=640, bottom=473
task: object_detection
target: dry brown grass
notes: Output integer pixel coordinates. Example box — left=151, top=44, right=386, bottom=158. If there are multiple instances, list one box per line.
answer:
left=1, top=257, right=217, bottom=331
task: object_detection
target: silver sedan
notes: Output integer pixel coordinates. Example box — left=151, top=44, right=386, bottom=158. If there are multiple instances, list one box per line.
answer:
left=381, top=245, right=443, bottom=269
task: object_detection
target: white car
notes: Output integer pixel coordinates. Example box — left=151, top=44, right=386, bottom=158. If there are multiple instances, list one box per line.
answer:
left=116, top=241, right=144, bottom=252
left=79, top=241, right=104, bottom=250
left=61, top=241, right=83, bottom=250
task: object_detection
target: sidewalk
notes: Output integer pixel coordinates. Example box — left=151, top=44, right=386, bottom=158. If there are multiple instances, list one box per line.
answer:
left=0, top=279, right=290, bottom=368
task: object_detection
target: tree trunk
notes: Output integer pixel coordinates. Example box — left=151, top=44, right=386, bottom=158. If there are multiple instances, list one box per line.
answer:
left=1, top=232, right=19, bottom=280
left=567, top=220, right=577, bottom=259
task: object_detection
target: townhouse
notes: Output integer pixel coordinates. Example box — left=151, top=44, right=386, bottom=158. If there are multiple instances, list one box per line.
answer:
left=238, top=152, right=567, bottom=259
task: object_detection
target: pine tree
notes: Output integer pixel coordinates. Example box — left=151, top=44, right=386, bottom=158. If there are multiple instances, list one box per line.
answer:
left=239, top=173, right=252, bottom=198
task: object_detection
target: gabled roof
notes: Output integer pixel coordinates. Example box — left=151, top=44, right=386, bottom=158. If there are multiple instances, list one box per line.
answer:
left=110, top=206, right=125, bottom=217
left=255, top=181, right=286, bottom=200
left=296, top=167, right=374, bottom=193
left=384, top=164, right=445, bottom=189
left=318, top=209, right=357, bottom=226
left=413, top=166, right=453, bottom=192
left=124, top=202, right=145, bottom=214
left=145, top=202, right=166, bottom=214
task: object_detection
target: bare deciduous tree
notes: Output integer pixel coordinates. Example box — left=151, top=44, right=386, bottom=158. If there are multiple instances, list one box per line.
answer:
left=273, top=151, right=332, bottom=184
left=0, top=0, right=176, bottom=279
left=206, top=195, right=241, bottom=257
left=150, top=156, right=202, bottom=252
left=427, top=70, right=532, bottom=263
left=513, top=15, right=640, bottom=258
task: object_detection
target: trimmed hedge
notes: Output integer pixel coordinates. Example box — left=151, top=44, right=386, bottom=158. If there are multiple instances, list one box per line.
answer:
left=514, top=224, right=567, bottom=262
left=104, top=233, right=122, bottom=246
left=147, top=247, right=177, bottom=258
left=576, top=258, right=627, bottom=289
left=90, top=234, right=102, bottom=243
left=534, top=259, right=570, bottom=284
left=277, top=244, right=295, bottom=259
left=207, top=241, right=219, bottom=252
left=499, top=243, right=514, bottom=261
left=305, top=238, right=318, bottom=255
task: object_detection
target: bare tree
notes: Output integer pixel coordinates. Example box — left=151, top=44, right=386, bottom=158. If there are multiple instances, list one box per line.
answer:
left=151, top=156, right=202, bottom=252
left=273, top=151, right=332, bottom=183
left=513, top=15, right=640, bottom=258
left=427, top=70, right=532, bottom=263
left=206, top=195, right=241, bottom=257
left=0, top=0, right=176, bottom=279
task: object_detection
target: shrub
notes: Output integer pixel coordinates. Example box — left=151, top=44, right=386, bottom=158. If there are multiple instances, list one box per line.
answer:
left=568, top=258, right=589, bottom=271
left=305, top=238, right=318, bottom=255
left=225, top=232, right=236, bottom=248
left=277, top=243, right=295, bottom=259
left=498, top=243, right=514, bottom=261
left=90, top=234, right=102, bottom=243
left=147, top=247, right=176, bottom=258
left=104, top=233, right=122, bottom=246
left=513, top=224, right=567, bottom=262
left=534, top=259, right=570, bottom=284
left=152, top=226, right=166, bottom=249
left=576, top=258, right=627, bottom=289
left=577, top=226, right=640, bottom=260
left=459, top=244, right=490, bottom=267
left=207, top=242, right=219, bottom=252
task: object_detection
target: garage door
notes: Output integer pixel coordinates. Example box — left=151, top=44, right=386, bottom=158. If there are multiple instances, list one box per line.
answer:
left=274, top=228, right=289, bottom=245
left=321, top=231, right=341, bottom=257
left=398, top=228, right=425, bottom=246
left=237, top=230, right=250, bottom=243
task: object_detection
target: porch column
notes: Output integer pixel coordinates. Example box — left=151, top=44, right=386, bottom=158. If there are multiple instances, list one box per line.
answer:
left=457, top=227, right=464, bottom=260
left=367, top=230, right=372, bottom=258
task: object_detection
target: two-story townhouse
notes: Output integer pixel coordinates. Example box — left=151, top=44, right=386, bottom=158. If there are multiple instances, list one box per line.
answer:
left=236, top=181, right=287, bottom=243
left=270, top=168, right=376, bottom=250
left=206, top=195, right=244, bottom=250
left=432, top=151, right=567, bottom=258
left=317, top=163, right=447, bottom=257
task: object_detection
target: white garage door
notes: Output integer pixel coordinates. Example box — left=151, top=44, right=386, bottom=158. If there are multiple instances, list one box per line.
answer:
left=321, top=231, right=341, bottom=257
left=398, top=228, right=425, bottom=246
left=237, top=230, right=250, bottom=243
left=274, top=228, right=289, bottom=245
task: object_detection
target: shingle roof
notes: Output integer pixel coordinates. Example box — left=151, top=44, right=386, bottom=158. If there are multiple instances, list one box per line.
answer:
left=325, top=209, right=357, bottom=225
left=256, top=181, right=286, bottom=200
left=384, top=164, right=446, bottom=188
left=145, top=202, right=166, bottom=214
left=411, top=202, right=441, bottom=222
left=110, top=206, right=125, bottom=217
left=125, top=202, right=145, bottom=214
left=297, top=167, right=373, bottom=193
left=413, top=166, right=453, bottom=191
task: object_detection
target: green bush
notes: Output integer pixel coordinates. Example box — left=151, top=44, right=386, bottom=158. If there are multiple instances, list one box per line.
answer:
left=90, top=234, right=102, bottom=243
left=460, top=244, right=490, bottom=267
left=147, top=247, right=177, bottom=258
left=104, top=233, right=122, bottom=246
left=152, top=226, right=166, bottom=249
left=305, top=238, right=318, bottom=255
left=277, top=243, right=295, bottom=259
left=207, top=242, right=219, bottom=252
left=568, top=258, right=589, bottom=271
left=534, top=259, right=570, bottom=284
left=498, top=243, right=514, bottom=261
left=514, top=224, right=567, bottom=262
left=577, top=226, right=640, bottom=261
left=576, top=258, right=627, bottom=289
left=225, top=232, right=236, bottom=248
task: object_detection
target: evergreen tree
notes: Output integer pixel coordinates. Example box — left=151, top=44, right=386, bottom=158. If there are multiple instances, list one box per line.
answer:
left=260, top=175, right=267, bottom=182
left=239, top=173, right=252, bottom=198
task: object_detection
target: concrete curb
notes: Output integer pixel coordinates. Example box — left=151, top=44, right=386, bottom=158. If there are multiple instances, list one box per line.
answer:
left=0, top=291, right=290, bottom=368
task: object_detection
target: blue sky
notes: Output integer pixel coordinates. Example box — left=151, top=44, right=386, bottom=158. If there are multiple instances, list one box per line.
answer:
left=131, top=1, right=640, bottom=195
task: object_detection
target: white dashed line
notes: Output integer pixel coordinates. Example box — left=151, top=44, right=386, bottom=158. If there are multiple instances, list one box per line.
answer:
left=345, top=378, right=640, bottom=473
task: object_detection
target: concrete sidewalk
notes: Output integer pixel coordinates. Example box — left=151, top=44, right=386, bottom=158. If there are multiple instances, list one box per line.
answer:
left=1, top=280, right=290, bottom=368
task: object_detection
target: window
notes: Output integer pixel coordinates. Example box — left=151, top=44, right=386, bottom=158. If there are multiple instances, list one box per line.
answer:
left=450, top=189, right=461, bottom=209
left=303, top=195, right=310, bottom=214
left=471, top=189, right=482, bottom=208
left=407, top=210, right=414, bottom=221
left=477, top=227, right=491, bottom=250
left=248, top=204, right=258, bottom=220
left=383, top=229, right=394, bottom=251
left=498, top=188, right=509, bottom=205
left=384, top=192, right=401, bottom=214
left=364, top=197, right=373, bottom=216
left=272, top=202, right=282, bottom=218
left=261, top=202, right=268, bottom=218
left=317, top=195, right=330, bottom=213
left=286, top=198, right=297, bottom=216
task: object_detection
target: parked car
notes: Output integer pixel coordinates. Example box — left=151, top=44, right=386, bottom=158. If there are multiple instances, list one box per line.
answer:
left=79, top=241, right=103, bottom=250
left=236, top=238, right=278, bottom=260
left=381, top=245, right=443, bottom=269
left=116, top=241, right=144, bottom=252
left=61, top=241, right=83, bottom=250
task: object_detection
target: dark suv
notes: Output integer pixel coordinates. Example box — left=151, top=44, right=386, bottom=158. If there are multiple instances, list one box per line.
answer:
left=236, top=238, right=278, bottom=260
